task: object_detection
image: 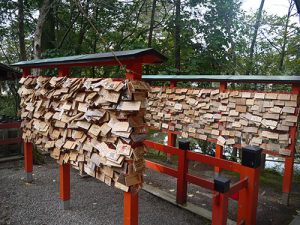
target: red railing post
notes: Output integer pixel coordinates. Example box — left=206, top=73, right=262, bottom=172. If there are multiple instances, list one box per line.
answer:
left=176, top=140, right=189, bottom=205
left=237, top=146, right=262, bottom=225
left=167, top=131, right=176, bottom=162
left=282, top=84, right=300, bottom=205
left=212, top=193, right=229, bottom=225
left=237, top=167, right=260, bottom=225
left=123, top=63, right=142, bottom=225
left=214, top=144, right=223, bottom=174
left=24, top=142, right=33, bottom=183
left=212, top=176, right=230, bottom=225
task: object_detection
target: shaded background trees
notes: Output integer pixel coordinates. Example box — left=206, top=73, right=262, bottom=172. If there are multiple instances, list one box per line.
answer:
left=0, top=0, right=299, bottom=76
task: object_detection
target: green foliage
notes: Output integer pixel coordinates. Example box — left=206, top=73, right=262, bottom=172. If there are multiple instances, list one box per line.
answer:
left=1, top=0, right=299, bottom=77
left=0, top=95, right=16, bottom=116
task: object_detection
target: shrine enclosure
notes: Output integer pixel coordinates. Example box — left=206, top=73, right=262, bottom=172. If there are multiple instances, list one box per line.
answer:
left=143, top=74, right=300, bottom=207
left=11, top=49, right=300, bottom=225
left=13, top=48, right=166, bottom=225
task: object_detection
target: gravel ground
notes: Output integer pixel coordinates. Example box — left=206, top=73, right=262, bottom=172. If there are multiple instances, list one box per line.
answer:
left=0, top=159, right=209, bottom=225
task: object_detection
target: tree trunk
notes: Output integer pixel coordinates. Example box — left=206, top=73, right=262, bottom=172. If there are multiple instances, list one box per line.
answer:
left=246, top=0, right=265, bottom=75
left=41, top=0, right=56, bottom=51
left=18, top=0, right=26, bottom=60
left=279, top=0, right=294, bottom=72
left=174, top=0, right=181, bottom=73
left=33, top=0, right=52, bottom=59
left=75, top=0, right=90, bottom=54
left=146, top=0, right=157, bottom=75
left=148, top=0, right=157, bottom=48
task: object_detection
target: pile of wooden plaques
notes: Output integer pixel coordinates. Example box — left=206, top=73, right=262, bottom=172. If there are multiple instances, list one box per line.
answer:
left=19, top=76, right=149, bottom=192
left=146, top=87, right=299, bottom=156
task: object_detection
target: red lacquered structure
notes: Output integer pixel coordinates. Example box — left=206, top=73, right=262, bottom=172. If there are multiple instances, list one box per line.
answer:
left=11, top=49, right=300, bottom=225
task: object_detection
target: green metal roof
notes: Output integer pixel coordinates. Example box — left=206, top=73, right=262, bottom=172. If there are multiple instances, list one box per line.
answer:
left=11, top=48, right=167, bottom=68
left=142, top=75, right=300, bottom=84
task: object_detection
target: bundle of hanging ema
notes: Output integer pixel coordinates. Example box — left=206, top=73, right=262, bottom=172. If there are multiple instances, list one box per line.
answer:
left=18, top=76, right=149, bottom=192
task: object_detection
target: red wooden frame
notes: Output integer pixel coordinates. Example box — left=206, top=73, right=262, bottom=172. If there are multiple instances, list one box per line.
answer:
left=0, top=122, right=22, bottom=150
left=17, top=51, right=298, bottom=224
left=144, top=140, right=260, bottom=225
left=20, top=56, right=145, bottom=223
left=148, top=80, right=300, bottom=206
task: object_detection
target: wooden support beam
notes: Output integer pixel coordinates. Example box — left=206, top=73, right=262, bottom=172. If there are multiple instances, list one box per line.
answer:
left=58, top=66, right=71, bottom=210
left=282, top=84, right=300, bottom=205
left=237, top=167, right=260, bottom=225
left=124, top=192, right=139, bottom=225
left=126, top=63, right=142, bottom=80
left=214, top=81, right=227, bottom=175
left=212, top=193, right=229, bottom=225
left=59, top=163, right=71, bottom=209
left=24, top=142, right=33, bottom=183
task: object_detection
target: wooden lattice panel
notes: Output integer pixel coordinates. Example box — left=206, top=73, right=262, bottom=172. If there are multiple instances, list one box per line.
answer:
left=19, top=76, right=149, bottom=192
left=146, top=87, right=299, bottom=156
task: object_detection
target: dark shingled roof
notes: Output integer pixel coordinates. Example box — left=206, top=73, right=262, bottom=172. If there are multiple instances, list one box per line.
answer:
left=11, top=48, right=167, bottom=69
left=0, top=63, right=22, bottom=81
left=142, top=75, right=300, bottom=84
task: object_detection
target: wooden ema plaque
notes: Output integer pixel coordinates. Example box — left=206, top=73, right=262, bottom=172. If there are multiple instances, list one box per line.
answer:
left=146, top=87, right=299, bottom=156
left=19, top=76, right=149, bottom=192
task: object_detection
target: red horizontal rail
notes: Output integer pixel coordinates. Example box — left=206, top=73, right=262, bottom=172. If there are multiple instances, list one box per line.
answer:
left=144, top=140, right=245, bottom=174
left=146, top=127, right=286, bottom=158
left=186, top=174, right=214, bottom=190
left=228, top=178, right=248, bottom=196
left=145, top=160, right=178, bottom=177
left=144, top=140, right=181, bottom=156
left=0, top=137, right=22, bottom=145
left=0, top=122, right=21, bottom=129
left=187, top=151, right=244, bottom=174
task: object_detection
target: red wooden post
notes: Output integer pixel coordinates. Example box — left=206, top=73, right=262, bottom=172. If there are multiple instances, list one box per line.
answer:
left=214, top=144, right=223, bottom=174
left=58, top=66, right=70, bottom=77
left=124, top=192, right=138, bottom=225
left=214, top=82, right=227, bottom=175
left=126, top=63, right=142, bottom=80
left=23, top=68, right=30, bottom=77
left=58, top=67, right=71, bottom=209
left=24, top=142, right=33, bottom=183
left=59, top=163, right=71, bottom=209
left=124, top=192, right=139, bottom=225
left=176, top=140, right=189, bottom=205
left=237, top=166, right=260, bottom=225
left=282, top=84, right=300, bottom=205
left=123, top=63, right=142, bottom=225
left=167, top=132, right=176, bottom=148
left=212, top=193, right=229, bottom=225
left=22, top=68, right=33, bottom=183
left=167, top=81, right=177, bottom=162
